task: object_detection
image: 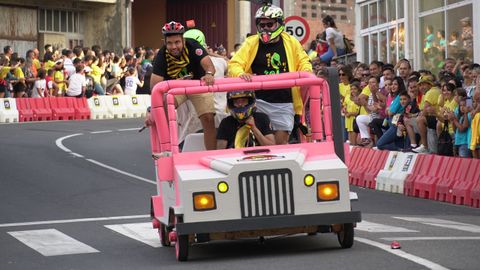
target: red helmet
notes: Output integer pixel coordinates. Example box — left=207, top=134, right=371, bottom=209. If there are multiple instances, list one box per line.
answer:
left=162, top=21, right=185, bottom=36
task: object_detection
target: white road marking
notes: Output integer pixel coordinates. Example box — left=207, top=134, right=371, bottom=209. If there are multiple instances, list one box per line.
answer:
left=55, top=133, right=83, bottom=153
left=105, top=222, right=160, bottom=248
left=8, top=229, right=99, bottom=256
left=86, top=159, right=156, bottom=185
left=356, top=220, right=418, bottom=232
left=355, top=237, right=450, bottom=270
left=382, top=236, right=480, bottom=241
left=393, top=217, right=480, bottom=233
left=117, top=128, right=141, bottom=131
left=0, top=215, right=149, bottom=228
left=90, top=130, right=112, bottom=134
left=55, top=133, right=156, bottom=185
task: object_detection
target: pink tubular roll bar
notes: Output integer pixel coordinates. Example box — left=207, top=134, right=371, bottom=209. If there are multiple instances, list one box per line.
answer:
left=149, top=72, right=332, bottom=154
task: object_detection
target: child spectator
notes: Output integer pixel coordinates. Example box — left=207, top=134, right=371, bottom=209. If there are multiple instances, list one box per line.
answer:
left=450, top=98, right=471, bottom=157
left=53, top=59, right=67, bottom=96
left=67, top=65, right=86, bottom=98
left=436, top=82, right=457, bottom=137
left=31, top=69, right=47, bottom=98
left=45, top=68, right=57, bottom=97
left=124, top=67, right=143, bottom=96
left=344, top=81, right=361, bottom=145
left=13, top=81, right=27, bottom=98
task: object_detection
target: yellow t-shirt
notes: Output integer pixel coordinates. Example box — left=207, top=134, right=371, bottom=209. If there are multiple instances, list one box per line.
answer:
left=339, top=83, right=350, bottom=99
left=54, top=70, right=66, bottom=92
left=359, top=85, right=371, bottom=115
left=33, top=58, right=42, bottom=70
left=344, top=96, right=360, bottom=132
left=44, top=60, right=55, bottom=72
left=14, top=67, right=24, bottom=80
left=0, top=67, right=10, bottom=79
left=420, top=86, right=441, bottom=113
left=440, top=98, right=458, bottom=133
left=91, top=65, right=102, bottom=83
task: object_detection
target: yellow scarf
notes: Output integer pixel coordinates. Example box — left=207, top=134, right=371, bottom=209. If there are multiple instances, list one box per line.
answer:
left=234, top=125, right=255, bottom=149
left=165, top=45, right=190, bottom=79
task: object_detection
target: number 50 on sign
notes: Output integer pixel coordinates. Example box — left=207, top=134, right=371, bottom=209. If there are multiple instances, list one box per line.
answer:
left=285, top=16, right=310, bottom=45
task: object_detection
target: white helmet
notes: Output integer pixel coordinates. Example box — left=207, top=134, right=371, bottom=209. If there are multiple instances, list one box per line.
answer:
left=255, top=4, right=285, bottom=43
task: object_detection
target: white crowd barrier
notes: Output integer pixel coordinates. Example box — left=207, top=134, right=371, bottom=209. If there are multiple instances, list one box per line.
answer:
left=122, top=95, right=148, bottom=118
left=376, top=151, right=417, bottom=193
left=0, top=98, right=19, bottom=123
left=88, top=96, right=112, bottom=120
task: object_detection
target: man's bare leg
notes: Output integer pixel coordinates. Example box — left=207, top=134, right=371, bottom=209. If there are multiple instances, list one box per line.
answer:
left=274, top=130, right=290, bottom=145
left=417, top=116, right=428, bottom=148
left=405, top=117, right=417, bottom=146
left=199, top=113, right=216, bottom=150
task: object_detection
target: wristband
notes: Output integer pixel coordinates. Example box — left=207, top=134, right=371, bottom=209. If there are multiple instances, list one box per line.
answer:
left=205, top=71, right=214, bottom=76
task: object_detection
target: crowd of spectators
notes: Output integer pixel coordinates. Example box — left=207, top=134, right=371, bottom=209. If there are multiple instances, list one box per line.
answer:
left=315, top=57, right=480, bottom=159
left=1, top=34, right=479, bottom=159
left=0, top=42, right=234, bottom=100
left=0, top=44, right=158, bottom=99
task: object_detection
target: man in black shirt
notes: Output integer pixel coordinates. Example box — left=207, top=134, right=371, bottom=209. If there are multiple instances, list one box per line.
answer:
left=217, top=91, right=275, bottom=149
left=150, top=21, right=217, bottom=150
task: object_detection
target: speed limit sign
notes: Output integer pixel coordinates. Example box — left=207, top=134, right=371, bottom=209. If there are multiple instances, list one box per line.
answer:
left=285, top=16, right=310, bottom=45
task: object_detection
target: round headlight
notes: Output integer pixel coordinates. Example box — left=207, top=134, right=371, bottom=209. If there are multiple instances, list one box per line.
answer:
left=217, top=181, right=229, bottom=193
left=304, top=174, right=315, bottom=187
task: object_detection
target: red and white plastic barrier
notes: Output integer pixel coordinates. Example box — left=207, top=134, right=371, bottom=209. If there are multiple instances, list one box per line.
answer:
left=348, top=147, right=480, bottom=208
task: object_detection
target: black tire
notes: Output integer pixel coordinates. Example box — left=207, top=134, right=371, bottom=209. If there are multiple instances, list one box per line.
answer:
left=159, top=223, right=171, bottom=247
left=337, top=223, right=354, bottom=248
left=175, top=216, right=189, bottom=261
left=175, top=234, right=189, bottom=261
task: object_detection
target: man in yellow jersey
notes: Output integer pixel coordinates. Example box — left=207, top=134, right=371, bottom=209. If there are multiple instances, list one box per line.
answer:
left=228, top=3, right=312, bottom=145
left=411, top=75, right=441, bottom=153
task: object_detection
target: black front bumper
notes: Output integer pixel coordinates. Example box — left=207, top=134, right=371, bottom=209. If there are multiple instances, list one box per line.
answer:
left=176, top=211, right=361, bottom=235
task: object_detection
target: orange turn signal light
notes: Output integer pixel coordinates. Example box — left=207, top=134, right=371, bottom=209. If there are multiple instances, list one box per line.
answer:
left=317, top=182, right=339, bottom=201
left=193, top=192, right=216, bottom=211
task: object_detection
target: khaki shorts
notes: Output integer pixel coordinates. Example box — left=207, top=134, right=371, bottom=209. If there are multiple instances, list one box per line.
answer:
left=175, top=93, right=215, bottom=117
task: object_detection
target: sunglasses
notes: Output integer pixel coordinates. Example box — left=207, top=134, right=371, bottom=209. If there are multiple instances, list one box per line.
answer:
left=339, top=73, right=346, bottom=76
left=258, top=22, right=276, bottom=29
left=362, top=73, right=370, bottom=77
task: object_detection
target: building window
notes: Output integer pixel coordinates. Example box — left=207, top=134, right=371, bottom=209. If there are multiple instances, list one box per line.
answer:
left=39, top=9, right=83, bottom=34
left=341, top=0, right=347, bottom=3
left=312, top=12, right=317, bottom=18
left=302, top=4, right=307, bottom=10
left=312, top=5, right=317, bottom=10
left=419, top=4, right=474, bottom=72
left=331, top=0, right=336, bottom=3
left=341, top=15, right=347, bottom=21
left=302, top=12, right=308, bottom=17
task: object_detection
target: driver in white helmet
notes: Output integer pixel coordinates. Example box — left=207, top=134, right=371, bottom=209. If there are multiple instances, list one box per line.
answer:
left=228, top=4, right=312, bottom=145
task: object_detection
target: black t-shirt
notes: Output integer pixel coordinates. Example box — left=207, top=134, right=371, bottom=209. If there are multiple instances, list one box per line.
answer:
left=216, top=112, right=273, bottom=149
left=251, top=38, right=291, bottom=103
left=152, top=38, right=208, bottom=80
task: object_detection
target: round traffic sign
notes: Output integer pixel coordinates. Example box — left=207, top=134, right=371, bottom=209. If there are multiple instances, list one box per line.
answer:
left=284, top=16, right=310, bottom=45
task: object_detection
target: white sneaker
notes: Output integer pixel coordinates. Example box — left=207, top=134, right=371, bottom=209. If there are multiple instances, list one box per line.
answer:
left=413, top=144, right=428, bottom=153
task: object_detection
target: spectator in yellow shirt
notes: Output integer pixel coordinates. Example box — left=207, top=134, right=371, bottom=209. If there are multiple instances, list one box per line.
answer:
left=84, top=55, right=105, bottom=95
left=53, top=59, right=67, bottom=96
left=413, top=75, right=441, bottom=153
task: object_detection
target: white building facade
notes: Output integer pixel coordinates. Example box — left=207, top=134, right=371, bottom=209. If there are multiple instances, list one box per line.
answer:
left=355, top=0, right=479, bottom=72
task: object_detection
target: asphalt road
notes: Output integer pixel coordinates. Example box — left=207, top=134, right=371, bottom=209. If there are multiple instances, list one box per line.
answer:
left=1, top=119, right=479, bottom=270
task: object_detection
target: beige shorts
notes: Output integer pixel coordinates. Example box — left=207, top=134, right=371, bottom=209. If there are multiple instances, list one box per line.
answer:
left=175, top=93, right=215, bottom=117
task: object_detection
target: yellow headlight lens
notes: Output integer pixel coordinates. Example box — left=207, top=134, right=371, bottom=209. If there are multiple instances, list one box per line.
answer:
left=193, top=192, right=216, bottom=211
left=304, top=174, right=315, bottom=187
left=317, top=182, right=339, bottom=201
left=217, top=181, right=229, bottom=193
